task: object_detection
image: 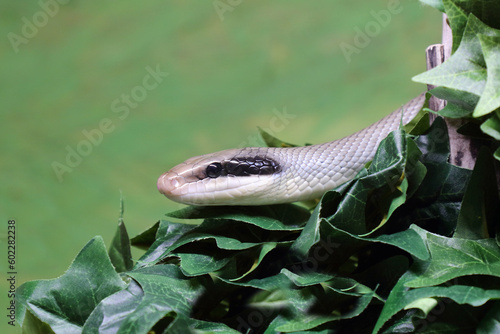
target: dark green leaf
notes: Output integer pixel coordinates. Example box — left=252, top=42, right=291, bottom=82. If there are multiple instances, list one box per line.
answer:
left=443, top=0, right=468, bottom=52
left=495, top=147, right=500, bottom=161
left=403, top=93, right=431, bottom=135
left=130, top=221, right=160, bottom=249
left=108, top=220, right=133, bottom=273
left=16, top=237, right=127, bottom=334
left=429, top=87, right=478, bottom=118
left=83, top=280, right=144, bottom=334
left=475, top=34, right=500, bottom=116
left=258, top=127, right=299, bottom=148
left=375, top=266, right=500, bottom=333
left=444, top=0, right=500, bottom=33
left=117, top=265, right=207, bottom=332
left=177, top=252, right=232, bottom=276
left=455, top=147, right=500, bottom=239
left=166, top=204, right=309, bottom=230
left=477, top=301, right=500, bottom=334
left=134, top=220, right=196, bottom=268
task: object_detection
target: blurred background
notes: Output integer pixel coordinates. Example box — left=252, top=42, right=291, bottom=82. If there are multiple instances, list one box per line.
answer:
left=1, top=0, right=440, bottom=331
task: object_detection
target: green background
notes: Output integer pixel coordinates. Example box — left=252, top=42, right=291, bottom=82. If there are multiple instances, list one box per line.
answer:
left=1, top=1, right=440, bottom=332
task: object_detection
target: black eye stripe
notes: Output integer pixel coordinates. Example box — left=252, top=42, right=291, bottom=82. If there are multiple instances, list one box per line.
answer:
left=205, top=156, right=280, bottom=178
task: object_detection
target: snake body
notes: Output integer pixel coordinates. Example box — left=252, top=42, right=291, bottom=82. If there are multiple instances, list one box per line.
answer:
left=158, top=94, right=425, bottom=206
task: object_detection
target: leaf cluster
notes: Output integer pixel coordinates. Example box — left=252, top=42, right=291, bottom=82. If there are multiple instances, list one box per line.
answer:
left=414, top=0, right=500, bottom=160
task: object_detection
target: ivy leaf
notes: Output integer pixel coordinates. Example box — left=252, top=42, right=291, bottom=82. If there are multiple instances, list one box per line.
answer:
left=474, top=34, right=500, bottom=116
left=413, top=15, right=500, bottom=97
left=429, top=86, right=478, bottom=118
left=258, top=127, right=299, bottom=148
left=480, top=110, right=500, bottom=140
left=403, top=93, right=431, bottom=135
left=21, top=310, right=56, bottom=334
left=455, top=147, right=500, bottom=239
left=108, top=220, right=133, bottom=273
left=83, top=280, right=144, bottom=334
left=444, top=0, right=500, bottom=33
left=130, top=221, right=161, bottom=250
left=117, top=265, right=207, bottom=332
left=443, top=0, right=469, bottom=52
left=16, top=237, right=127, bottom=334
left=374, top=225, right=500, bottom=334
left=376, top=281, right=500, bottom=334
left=477, top=301, right=500, bottom=334
left=133, top=220, right=196, bottom=268
left=401, top=226, right=500, bottom=289
left=177, top=252, right=232, bottom=276
left=166, top=204, right=309, bottom=230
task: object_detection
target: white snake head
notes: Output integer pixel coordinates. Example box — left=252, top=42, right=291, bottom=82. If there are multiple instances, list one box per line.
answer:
left=157, top=148, right=283, bottom=206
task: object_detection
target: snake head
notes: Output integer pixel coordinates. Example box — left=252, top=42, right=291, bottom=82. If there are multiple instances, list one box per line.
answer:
left=157, top=148, right=281, bottom=206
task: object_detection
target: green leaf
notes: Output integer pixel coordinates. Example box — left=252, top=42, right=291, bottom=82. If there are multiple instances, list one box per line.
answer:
left=403, top=93, right=431, bottom=135
left=228, top=242, right=280, bottom=281
left=83, top=280, right=144, bottom=334
left=444, top=0, right=500, bottom=33
left=177, top=252, right=232, bottom=276
left=21, top=310, right=56, bottom=334
left=130, top=221, right=161, bottom=249
left=258, top=127, right=299, bottom=148
left=166, top=204, right=309, bottom=230
left=455, top=147, right=500, bottom=239
left=16, top=237, right=127, bottom=334
left=477, top=301, right=500, bottom=334
left=480, top=110, right=500, bottom=140
left=429, top=87, right=478, bottom=118
left=375, top=267, right=500, bottom=333
left=474, top=34, right=500, bottom=116
left=413, top=15, right=500, bottom=97
left=118, top=265, right=207, bottom=332
left=495, top=147, right=500, bottom=161
left=274, top=278, right=377, bottom=332
left=108, top=220, right=133, bottom=273
left=405, top=228, right=500, bottom=288
left=394, top=120, right=471, bottom=237
left=166, top=315, right=241, bottom=333
left=134, top=220, right=196, bottom=268
left=443, top=0, right=468, bottom=52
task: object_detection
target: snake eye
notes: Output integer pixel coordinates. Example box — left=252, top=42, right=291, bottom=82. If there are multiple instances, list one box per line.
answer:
left=206, top=162, right=223, bottom=178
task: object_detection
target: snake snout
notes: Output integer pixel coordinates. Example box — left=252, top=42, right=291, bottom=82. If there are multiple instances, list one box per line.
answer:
left=157, top=171, right=185, bottom=198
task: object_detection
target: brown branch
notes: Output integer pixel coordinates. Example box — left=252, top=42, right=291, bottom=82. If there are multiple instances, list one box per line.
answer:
left=425, top=14, right=478, bottom=169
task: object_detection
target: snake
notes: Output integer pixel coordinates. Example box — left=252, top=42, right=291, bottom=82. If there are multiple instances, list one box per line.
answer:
left=158, top=93, right=426, bottom=206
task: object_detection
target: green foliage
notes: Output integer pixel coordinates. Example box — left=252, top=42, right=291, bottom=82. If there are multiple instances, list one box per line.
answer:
left=15, top=1, right=500, bottom=333
left=414, top=0, right=500, bottom=160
